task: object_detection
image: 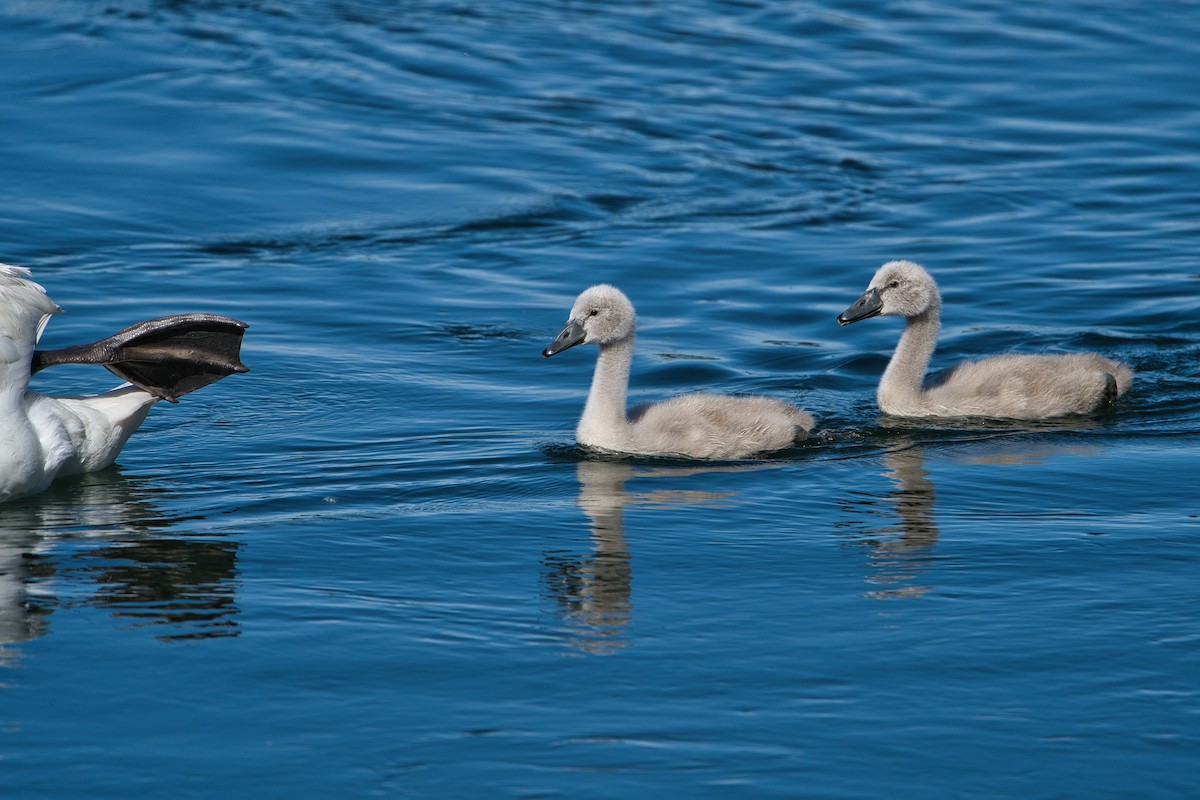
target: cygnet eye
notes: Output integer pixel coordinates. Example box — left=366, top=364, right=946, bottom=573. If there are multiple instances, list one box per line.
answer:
left=888, top=280, right=900, bottom=288
left=589, top=308, right=600, bottom=316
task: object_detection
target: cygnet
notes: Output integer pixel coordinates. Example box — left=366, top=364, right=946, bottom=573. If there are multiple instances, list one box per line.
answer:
left=837, top=260, right=1132, bottom=419
left=544, top=284, right=814, bottom=458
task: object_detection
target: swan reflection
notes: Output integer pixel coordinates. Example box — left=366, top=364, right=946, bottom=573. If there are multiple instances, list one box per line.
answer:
left=0, top=469, right=240, bottom=662
left=846, top=439, right=1103, bottom=599
left=544, top=460, right=764, bottom=654
left=857, top=445, right=940, bottom=599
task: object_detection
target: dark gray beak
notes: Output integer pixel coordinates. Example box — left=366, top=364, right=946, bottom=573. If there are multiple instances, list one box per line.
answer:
left=837, top=287, right=882, bottom=326
left=542, top=320, right=586, bottom=357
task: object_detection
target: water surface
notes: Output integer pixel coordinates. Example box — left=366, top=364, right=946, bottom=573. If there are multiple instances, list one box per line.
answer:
left=1, top=1, right=1198, bottom=797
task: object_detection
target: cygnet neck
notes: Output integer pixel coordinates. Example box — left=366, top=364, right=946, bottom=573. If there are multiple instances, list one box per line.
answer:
left=579, top=333, right=634, bottom=445
left=879, top=302, right=941, bottom=412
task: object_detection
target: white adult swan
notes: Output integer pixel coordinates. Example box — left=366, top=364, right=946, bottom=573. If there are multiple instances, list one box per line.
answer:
left=543, top=284, right=814, bottom=458
left=837, top=260, right=1132, bottom=419
left=0, top=264, right=248, bottom=503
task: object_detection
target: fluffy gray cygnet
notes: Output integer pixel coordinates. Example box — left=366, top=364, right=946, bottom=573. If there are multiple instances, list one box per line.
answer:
left=838, top=260, right=1132, bottom=419
left=543, top=284, right=814, bottom=458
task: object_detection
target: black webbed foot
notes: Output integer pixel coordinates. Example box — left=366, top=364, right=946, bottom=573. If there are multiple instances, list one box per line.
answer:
left=32, top=314, right=249, bottom=402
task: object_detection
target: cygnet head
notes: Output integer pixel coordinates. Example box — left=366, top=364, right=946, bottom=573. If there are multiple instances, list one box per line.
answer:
left=837, top=260, right=940, bottom=325
left=543, top=284, right=636, bottom=357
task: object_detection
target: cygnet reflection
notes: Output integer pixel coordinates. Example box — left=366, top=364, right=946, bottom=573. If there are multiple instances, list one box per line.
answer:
left=544, top=459, right=771, bottom=654
left=855, top=444, right=940, bottom=599
left=848, top=438, right=1104, bottom=599
left=0, top=469, right=242, bottom=664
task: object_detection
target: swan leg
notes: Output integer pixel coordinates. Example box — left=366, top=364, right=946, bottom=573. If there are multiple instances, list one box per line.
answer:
left=30, top=314, right=249, bottom=402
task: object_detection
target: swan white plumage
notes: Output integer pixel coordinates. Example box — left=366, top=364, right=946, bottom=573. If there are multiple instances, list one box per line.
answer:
left=543, top=284, right=814, bottom=458
left=0, top=264, right=248, bottom=503
left=837, top=260, right=1133, bottom=419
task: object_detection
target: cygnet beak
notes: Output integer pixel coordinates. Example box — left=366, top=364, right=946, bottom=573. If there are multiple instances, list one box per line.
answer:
left=837, top=287, right=883, bottom=326
left=542, top=319, right=586, bottom=357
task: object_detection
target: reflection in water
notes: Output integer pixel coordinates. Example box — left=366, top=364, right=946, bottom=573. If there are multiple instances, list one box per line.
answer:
left=859, top=445, right=940, bottom=600
left=844, top=439, right=1104, bottom=599
left=0, top=530, right=49, bottom=653
left=72, top=536, right=240, bottom=641
left=544, top=460, right=751, bottom=655
left=0, top=469, right=241, bottom=663
left=543, top=462, right=634, bottom=655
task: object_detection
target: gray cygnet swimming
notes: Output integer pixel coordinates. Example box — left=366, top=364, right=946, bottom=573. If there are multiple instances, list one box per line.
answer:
left=838, top=260, right=1132, bottom=419
left=544, top=284, right=814, bottom=459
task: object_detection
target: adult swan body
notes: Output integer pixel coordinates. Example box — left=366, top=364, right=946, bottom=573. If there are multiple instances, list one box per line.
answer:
left=837, top=260, right=1132, bottom=419
left=543, top=284, right=814, bottom=459
left=1, top=264, right=248, bottom=503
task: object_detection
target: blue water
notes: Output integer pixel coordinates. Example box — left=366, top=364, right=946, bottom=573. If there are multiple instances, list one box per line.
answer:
left=2, top=1, right=1198, bottom=797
